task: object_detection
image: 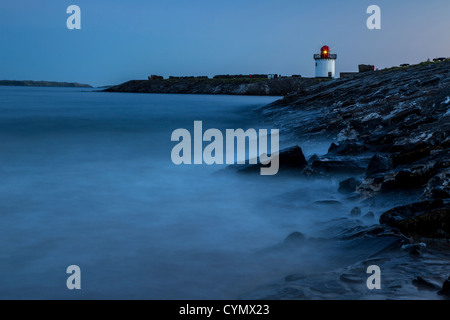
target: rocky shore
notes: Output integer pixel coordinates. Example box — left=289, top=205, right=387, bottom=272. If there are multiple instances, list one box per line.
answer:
left=246, top=60, right=450, bottom=299
left=104, top=77, right=326, bottom=96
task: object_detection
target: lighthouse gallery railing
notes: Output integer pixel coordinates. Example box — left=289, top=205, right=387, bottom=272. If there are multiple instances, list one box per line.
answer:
left=314, top=54, right=337, bottom=59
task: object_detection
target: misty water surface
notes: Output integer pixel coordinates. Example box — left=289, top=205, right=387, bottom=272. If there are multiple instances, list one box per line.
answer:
left=0, top=87, right=390, bottom=299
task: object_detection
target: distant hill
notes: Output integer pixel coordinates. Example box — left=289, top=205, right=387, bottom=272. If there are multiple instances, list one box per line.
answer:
left=0, top=80, right=92, bottom=88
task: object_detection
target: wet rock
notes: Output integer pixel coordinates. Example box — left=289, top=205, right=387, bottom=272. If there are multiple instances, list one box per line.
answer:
left=356, top=175, right=386, bottom=198
left=363, top=212, right=375, bottom=220
left=340, top=273, right=364, bottom=284
left=438, top=277, right=450, bottom=297
left=423, top=169, right=450, bottom=200
left=366, top=154, right=392, bottom=176
left=338, top=177, right=361, bottom=194
left=311, top=159, right=366, bottom=175
left=392, top=144, right=433, bottom=167
left=430, top=186, right=450, bottom=200
left=277, top=146, right=308, bottom=170
left=401, top=243, right=427, bottom=256
left=236, top=145, right=307, bottom=174
left=350, top=207, right=362, bottom=217
left=340, top=224, right=388, bottom=240
left=380, top=200, right=450, bottom=239
left=261, top=60, right=450, bottom=241
left=314, top=200, right=342, bottom=206
left=397, top=207, right=450, bottom=239
left=380, top=200, right=444, bottom=227
left=308, top=154, right=320, bottom=164
left=381, top=165, right=436, bottom=191
left=283, top=232, right=306, bottom=246
left=412, top=277, right=441, bottom=291
left=328, top=142, right=368, bottom=155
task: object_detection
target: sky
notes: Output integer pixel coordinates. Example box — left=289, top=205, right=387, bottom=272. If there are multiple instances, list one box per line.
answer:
left=0, top=0, right=449, bottom=87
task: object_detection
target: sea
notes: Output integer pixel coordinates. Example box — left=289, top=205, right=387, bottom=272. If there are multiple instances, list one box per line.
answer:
left=0, top=86, right=440, bottom=299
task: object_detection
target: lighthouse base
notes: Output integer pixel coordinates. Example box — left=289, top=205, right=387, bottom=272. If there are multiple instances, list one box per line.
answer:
left=315, top=59, right=336, bottom=78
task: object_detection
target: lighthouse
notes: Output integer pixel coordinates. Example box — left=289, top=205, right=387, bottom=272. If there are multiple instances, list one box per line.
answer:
left=314, top=46, right=337, bottom=78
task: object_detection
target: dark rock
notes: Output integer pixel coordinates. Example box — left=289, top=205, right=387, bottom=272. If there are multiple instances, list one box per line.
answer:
left=363, top=212, right=375, bottom=220
left=401, top=243, right=427, bottom=256
left=308, top=154, right=320, bottom=164
left=328, top=142, right=368, bottom=155
left=431, top=186, right=450, bottom=199
left=314, top=200, right=342, bottom=206
left=366, top=154, right=392, bottom=176
left=420, top=76, right=440, bottom=87
left=392, top=145, right=433, bottom=167
left=438, top=277, right=450, bottom=296
left=284, top=232, right=306, bottom=246
left=340, top=273, right=364, bottom=284
left=350, top=207, right=362, bottom=217
left=380, top=200, right=444, bottom=227
left=340, top=225, right=388, bottom=239
left=381, top=166, right=436, bottom=191
left=397, top=207, right=450, bottom=239
left=412, top=277, right=441, bottom=291
left=380, top=200, right=450, bottom=239
left=277, top=146, right=308, bottom=170
left=236, top=145, right=307, bottom=174
left=259, top=61, right=450, bottom=241
left=423, top=169, right=450, bottom=200
left=338, top=177, right=361, bottom=194
left=311, top=159, right=366, bottom=175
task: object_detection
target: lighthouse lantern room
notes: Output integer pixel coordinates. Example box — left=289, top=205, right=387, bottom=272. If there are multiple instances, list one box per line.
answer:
left=314, top=46, right=337, bottom=78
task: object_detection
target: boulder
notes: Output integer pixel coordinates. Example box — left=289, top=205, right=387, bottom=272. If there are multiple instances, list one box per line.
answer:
left=438, top=277, right=450, bottom=296
left=328, top=142, right=368, bottom=155
left=236, top=145, right=307, bottom=174
left=366, top=154, right=392, bottom=176
left=397, top=207, right=450, bottom=239
left=391, top=143, right=433, bottom=167
left=350, top=207, right=362, bottom=217
left=423, top=169, right=450, bottom=200
left=311, top=159, right=366, bottom=175
left=381, top=165, right=436, bottom=191
left=401, top=243, right=427, bottom=256
left=338, top=177, right=361, bottom=194
left=283, top=232, right=306, bottom=246
left=412, top=277, right=441, bottom=291
left=363, top=212, right=375, bottom=220
left=379, top=200, right=444, bottom=227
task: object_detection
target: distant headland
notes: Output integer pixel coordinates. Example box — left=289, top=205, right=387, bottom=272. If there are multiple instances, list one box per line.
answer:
left=104, top=75, right=330, bottom=96
left=0, top=80, right=92, bottom=88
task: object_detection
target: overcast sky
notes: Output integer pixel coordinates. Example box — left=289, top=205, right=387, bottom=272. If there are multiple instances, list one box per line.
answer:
left=1, top=0, right=449, bottom=86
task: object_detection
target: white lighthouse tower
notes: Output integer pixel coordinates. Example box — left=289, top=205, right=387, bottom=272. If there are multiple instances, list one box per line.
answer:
left=314, top=45, right=337, bottom=78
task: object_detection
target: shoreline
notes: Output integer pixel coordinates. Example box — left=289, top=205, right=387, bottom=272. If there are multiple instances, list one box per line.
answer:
left=241, top=59, right=450, bottom=299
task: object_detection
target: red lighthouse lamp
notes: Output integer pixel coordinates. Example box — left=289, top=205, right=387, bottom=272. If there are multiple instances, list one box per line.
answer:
left=320, top=46, right=331, bottom=59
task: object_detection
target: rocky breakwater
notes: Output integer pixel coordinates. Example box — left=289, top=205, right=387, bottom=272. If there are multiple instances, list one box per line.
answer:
left=103, top=77, right=325, bottom=96
left=250, top=60, right=450, bottom=298
left=261, top=60, right=450, bottom=239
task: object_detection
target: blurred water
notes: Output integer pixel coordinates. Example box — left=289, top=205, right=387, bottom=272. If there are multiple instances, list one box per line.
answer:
left=0, top=87, right=384, bottom=299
